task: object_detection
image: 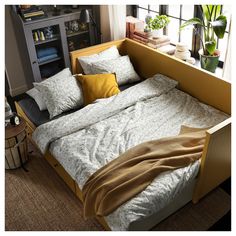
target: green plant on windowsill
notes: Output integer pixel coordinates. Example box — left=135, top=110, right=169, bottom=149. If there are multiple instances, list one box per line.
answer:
left=147, top=15, right=170, bottom=30
left=147, top=15, right=170, bottom=38
left=180, top=5, right=227, bottom=73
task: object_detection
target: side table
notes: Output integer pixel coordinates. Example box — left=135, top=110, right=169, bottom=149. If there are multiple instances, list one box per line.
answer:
left=5, top=118, right=28, bottom=171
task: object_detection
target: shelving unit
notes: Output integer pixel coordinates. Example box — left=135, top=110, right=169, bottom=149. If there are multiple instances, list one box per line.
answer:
left=11, top=7, right=96, bottom=82
left=34, top=34, right=60, bottom=45
left=38, top=56, right=62, bottom=66
left=66, top=30, right=89, bottom=38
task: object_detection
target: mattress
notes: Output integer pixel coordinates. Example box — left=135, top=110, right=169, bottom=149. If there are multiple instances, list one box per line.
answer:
left=33, top=75, right=228, bottom=230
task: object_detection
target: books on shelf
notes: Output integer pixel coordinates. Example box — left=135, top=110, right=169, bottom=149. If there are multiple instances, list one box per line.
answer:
left=148, top=35, right=170, bottom=45
left=133, top=34, right=148, bottom=44
left=20, top=5, right=47, bottom=21
left=23, top=10, right=44, bottom=18
left=134, top=30, right=152, bottom=39
left=146, top=35, right=171, bottom=49
left=130, top=28, right=174, bottom=54
left=147, top=40, right=170, bottom=49
left=126, top=16, right=144, bottom=39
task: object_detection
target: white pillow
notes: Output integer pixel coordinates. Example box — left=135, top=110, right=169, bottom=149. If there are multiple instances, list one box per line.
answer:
left=34, top=68, right=83, bottom=119
left=26, top=88, right=47, bottom=111
left=78, top=46, right=120, bottom=74
left=91, top=55, right=141, bottom=86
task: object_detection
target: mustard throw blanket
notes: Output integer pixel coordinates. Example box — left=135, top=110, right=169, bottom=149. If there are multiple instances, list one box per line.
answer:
left=82, top=126, right=208, bottom=218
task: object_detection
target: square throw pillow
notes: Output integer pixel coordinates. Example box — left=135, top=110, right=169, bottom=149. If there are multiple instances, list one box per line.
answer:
left=78, top=46, right=121, bottom=74
left=26, top=87, right=47, bottom=111
left=76, top=73, right=120, bottom=105
left=34, top=68, right=83, bottom=119
left=90, top=55, right=141, bottom=86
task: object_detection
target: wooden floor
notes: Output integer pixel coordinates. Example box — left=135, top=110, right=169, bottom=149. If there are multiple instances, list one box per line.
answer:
left=5, top=143, right=231, bottom=231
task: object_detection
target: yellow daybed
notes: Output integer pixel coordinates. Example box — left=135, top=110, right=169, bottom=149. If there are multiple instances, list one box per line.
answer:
left=16, top=38, right=231, bottom=230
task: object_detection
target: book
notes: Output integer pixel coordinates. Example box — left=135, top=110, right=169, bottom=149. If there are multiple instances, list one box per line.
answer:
left=134, top=30, right=152, bottom=39
left=126, top=16, right=144, bottom=39
left=24, top=11, right=45, bottom=17
left=132, top=38, right=147, bottom=45
left=133, top=34, right=149, bottom=43
left=20, top=5, right=46, bottom=21
left=23, top=14, right=47, bottom=22
left=20, top=5, right=42, bottom=13
left=148, top=35, right=170, bottom=45
left=147, top=40, right=170, bottom=49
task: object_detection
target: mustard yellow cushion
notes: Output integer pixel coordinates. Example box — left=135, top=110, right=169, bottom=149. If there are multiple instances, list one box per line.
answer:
left=76, top=73, right=120, bottom=105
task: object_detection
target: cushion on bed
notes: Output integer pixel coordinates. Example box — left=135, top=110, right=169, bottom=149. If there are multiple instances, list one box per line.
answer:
left=34, top=68, right=84, bottom=119
left=18, top=81, right=140, bottom=127
left=77, top=73, right=120, bottom=105
left=90, top=55, right=141, bottom=86
left=26, top=87, right=47, bottom=111
left=78, top=46, right=120, bottom=74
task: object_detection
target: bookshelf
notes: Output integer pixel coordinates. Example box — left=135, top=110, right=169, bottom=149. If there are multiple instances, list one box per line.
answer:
left=11, top=6, right=96, bottom=82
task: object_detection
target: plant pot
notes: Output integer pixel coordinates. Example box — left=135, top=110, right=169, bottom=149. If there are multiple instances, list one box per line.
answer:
left=152, top=29, right=163, bottom=39
left=198, top=49, right=220, bottom=73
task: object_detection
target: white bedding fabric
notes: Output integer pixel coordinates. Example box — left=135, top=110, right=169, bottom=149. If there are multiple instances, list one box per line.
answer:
left=32, top=74, right=228, bottom=230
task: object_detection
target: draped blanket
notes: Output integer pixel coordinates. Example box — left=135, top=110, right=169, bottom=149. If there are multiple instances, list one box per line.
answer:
left=82, top=126, right=207, bottom=218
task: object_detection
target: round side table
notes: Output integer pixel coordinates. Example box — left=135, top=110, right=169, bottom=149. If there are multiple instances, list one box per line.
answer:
left=5, top=118, right=28, bottom=170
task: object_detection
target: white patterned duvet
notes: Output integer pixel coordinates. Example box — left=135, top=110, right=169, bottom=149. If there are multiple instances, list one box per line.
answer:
left=33, top=74, right=228, bottom=230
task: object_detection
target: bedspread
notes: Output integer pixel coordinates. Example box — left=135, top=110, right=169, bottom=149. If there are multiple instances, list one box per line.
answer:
left=33, top=74, right=178, bottom=154
left=83, top=126, right=207, bottom=218
left=32, top=74, right=228, bottom=230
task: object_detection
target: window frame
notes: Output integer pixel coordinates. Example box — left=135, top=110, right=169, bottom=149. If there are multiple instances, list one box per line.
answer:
left=134, top=4, right=228, bottom=68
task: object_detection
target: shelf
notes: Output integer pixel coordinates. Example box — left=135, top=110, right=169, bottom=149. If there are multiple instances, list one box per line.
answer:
left=34, top=35, right=60, bottom=46
left=66, top=31, right=89, bottom=38
left=38, top=56, right=62, bottom=66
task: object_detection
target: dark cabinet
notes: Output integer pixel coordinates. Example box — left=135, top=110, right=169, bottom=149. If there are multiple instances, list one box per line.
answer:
left=12, top=8, right=96, bottom=82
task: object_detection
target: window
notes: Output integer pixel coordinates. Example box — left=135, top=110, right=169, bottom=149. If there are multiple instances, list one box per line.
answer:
left=217, top=5, right=231, bottom=63
left=137, top=5, right=195, bottom=50
left=136, top=5, right=231, bottom=67
left=137, top=5, right=159, bottom=23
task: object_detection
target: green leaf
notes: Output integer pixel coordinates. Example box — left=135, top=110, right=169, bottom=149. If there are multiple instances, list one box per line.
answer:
left=211, top=15, right=227, bottom=38
left=202, top=5, right=212, bottom=22
left=205, top=40, right=216, bottom=55
left=202, top=5, right=221, bottom=23
left=212, top=5, right=222, bottom=20
left=180, top=18, right=204, bottom=30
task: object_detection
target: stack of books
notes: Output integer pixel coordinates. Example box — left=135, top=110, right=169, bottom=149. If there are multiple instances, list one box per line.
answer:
left=147, top=35, right=171, bottom=49
left=132, top=30, right=152, bottom=45
left=126, top=16, right=144, bottom=39
left=20, top=5, right=47, bottom=22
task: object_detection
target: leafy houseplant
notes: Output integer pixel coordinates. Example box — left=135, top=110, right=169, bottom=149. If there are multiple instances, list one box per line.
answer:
left=147, top=15, right=170, bottom=38
left=180, top=5, right=227, bottom=73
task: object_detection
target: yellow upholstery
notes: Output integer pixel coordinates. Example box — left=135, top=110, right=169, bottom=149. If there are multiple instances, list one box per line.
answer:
left=76, top=73, right=120, bottom=105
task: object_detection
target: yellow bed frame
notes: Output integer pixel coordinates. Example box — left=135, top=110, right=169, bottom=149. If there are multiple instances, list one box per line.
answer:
left=15, top=38, right=231, bottom=230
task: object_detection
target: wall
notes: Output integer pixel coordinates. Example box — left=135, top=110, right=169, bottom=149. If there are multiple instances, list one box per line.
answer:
left=100, top=5, right=111, bottom=43
left=5, top=5, right=30, bottom=97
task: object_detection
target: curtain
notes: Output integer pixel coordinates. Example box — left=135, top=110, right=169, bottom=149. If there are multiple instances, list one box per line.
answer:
left=222, top=15, right=231, bottom=81
left=100, top=5, right=126, bottom=42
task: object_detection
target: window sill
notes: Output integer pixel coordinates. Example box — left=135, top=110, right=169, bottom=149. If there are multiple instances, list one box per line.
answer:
left=168, top=42, right=224, bottom=78
left=194, top=59, right=223, bottom=78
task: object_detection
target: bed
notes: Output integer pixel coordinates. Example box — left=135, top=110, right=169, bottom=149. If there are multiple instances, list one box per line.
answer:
left=15, top=38, right=231, bottom=231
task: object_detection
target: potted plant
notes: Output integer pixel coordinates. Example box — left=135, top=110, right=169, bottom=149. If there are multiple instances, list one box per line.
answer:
left=147, top=15, right=170, bottom=38
left=180, top=5, right=227, bottom=73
